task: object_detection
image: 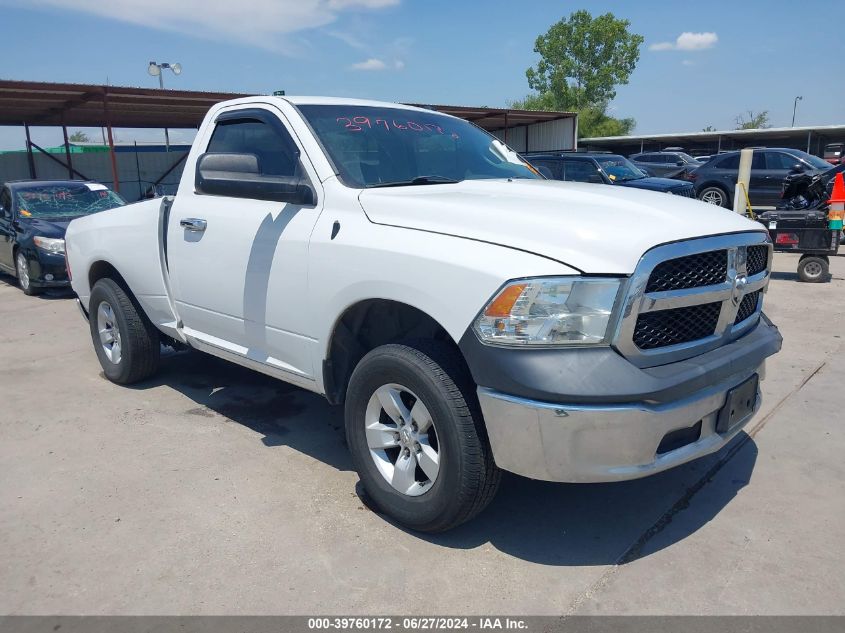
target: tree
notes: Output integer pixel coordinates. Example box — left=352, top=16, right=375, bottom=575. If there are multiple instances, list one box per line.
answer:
left=735, top=111, right=771, bottom=130
left=68, top=131, right=90, bottom=143
left=525, top=10, right=644, bottom=111
left=510, top=11, right=643, bottom=139
left=702, top=125, right=716, bottom=132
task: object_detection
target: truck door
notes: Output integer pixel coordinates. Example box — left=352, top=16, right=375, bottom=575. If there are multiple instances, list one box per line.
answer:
left=166, top=105, right=323, bottom=386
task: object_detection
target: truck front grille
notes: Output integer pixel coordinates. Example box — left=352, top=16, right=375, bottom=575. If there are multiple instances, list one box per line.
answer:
left=646, top=250, right=728, bottom=292
left=614, top=234, right=772, bottom=367
left=735, top=291, right=761, bottom=324
left=634, top=302, right=722, bottom=350
left=746, top=245, right=769, bottom=276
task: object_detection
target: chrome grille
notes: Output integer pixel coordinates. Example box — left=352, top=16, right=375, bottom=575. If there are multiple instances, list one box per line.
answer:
left=634, top=302, right=722, bottom=350
left=671, top=186, right=696, bottom=198
left=646, top=250, right=727, bottom=292
left=614, top=233, right=772, bottom=368
left=735, top=290, right=761, bottom=324
left=746, top=245, right=769, bottom=276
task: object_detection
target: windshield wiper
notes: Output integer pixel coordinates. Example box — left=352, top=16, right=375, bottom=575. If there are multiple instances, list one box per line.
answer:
left=367, top=175, right=462, bottom=188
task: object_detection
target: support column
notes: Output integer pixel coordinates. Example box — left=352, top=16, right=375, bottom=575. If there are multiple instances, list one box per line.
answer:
left=62, top=123, right=74, bottom=179
left=103, top=90, right=120, bottom=192
left=24, top=123, right=36, bottom=179
left=503, top=111, right=509, bottom=144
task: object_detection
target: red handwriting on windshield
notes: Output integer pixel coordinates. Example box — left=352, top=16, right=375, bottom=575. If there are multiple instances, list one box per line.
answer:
left=336, top=116, right=445, bottom=135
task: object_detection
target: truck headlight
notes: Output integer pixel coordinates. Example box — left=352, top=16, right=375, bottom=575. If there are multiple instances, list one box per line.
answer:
left=33, top=236, right=65, bottom=254
left=474, top=277, right=623, bottom=346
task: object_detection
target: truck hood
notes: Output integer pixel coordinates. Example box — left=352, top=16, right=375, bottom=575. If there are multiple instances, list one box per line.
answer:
left=358, top=179, right=765, bottom=274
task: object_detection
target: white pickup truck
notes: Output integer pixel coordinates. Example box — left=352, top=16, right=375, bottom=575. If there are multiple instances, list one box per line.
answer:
left=66, top=96, right=782, bottom=532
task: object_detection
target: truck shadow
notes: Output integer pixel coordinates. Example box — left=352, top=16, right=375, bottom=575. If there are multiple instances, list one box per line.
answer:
left=130, top=348, right=757, bottom=567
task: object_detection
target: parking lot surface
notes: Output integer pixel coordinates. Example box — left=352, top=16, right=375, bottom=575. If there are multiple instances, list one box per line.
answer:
left=1, top=252, right=843, bottom=615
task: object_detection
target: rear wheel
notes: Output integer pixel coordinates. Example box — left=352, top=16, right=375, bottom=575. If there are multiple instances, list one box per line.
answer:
left=797, top=255, right=828, bottom=283
left=699, top=186, right=730, bottom=208
left=15, top=252, right=39, bottom=296
left=344, top=341, right=500, bottom=532
left=89, top=278, right=160, bottom=384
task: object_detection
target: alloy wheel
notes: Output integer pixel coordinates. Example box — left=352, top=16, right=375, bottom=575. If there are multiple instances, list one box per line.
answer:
left=701, top=189, right=725, bottom=206
left=16, top=253, right=30, bottom=291
left=97, top=301, right=122, bottom=364
left=364, top=383, right=440, bottom=496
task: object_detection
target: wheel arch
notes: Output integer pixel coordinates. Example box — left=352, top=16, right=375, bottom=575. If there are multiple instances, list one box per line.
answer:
left=88, top=260, right=130, bottom=294
left=322, top=298, right=469, bottom=405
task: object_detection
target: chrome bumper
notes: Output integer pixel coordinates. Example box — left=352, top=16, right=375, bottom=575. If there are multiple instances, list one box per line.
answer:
left=478, top=364, right=764, bottom=483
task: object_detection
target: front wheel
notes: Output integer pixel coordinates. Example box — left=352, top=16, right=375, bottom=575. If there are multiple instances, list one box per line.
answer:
left=16, top=252, right=40, bottom=296
left=699, top=186, right=730, bottom=208
left=89, top=278, right=160, bottom=384
left=344, top=341, right=500, bottom=532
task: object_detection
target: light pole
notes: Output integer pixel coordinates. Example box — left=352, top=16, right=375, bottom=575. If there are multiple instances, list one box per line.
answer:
left=791, top=95, right=803, bottom=127
left=148, top=61, right=182, bottom=151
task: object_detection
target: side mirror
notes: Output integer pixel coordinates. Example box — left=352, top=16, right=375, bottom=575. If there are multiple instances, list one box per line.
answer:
left=790, top=163, right=806, bottom=174
left=676, top=160, right=685, bottom=167
left=195, top=153, right=316, bottom=205
left=536, top=166, right=554, bottom=179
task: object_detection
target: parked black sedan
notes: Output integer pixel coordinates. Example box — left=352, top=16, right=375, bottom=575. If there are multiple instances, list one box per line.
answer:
left=0, top=180, right=125, bottom=295
left=524, top=153, right=696, bottom=197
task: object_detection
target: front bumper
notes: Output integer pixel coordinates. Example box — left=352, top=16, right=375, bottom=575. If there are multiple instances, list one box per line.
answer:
left=26, top=251, right=70, bottom=288
left=463, top=315, right=782, bottom=483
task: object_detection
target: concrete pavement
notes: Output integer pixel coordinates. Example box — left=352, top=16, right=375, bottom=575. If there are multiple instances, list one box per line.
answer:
left=0, top=252, right=843, bottom=615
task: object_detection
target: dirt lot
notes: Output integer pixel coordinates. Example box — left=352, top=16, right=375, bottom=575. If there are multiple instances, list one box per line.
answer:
left=1, top=252, right=843, bottom=615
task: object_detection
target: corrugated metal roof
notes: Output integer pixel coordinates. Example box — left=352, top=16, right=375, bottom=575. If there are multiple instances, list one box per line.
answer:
left=583, top=124, right=845, bottom=144
left=0, top=80, right=577, bottom=132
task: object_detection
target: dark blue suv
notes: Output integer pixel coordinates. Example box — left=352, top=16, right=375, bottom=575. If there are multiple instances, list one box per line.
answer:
left=524, top=153, right=696, bottom=197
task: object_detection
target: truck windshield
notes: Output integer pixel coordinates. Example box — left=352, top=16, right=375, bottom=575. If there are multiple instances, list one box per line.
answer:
left=297, top=104, right=540, bottom=188
left=14, top=184, right=125, bottom=220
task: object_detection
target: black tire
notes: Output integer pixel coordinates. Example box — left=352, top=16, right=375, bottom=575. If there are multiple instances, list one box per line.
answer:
left=698, top=185, right=731, bottom=208
left=797, top=255, right=829, bottom=283
left=15, top=251, right=40, bottom=296
left=89, top=278, right=160, bottom=384
left=344, top=340, right=500, bottom=532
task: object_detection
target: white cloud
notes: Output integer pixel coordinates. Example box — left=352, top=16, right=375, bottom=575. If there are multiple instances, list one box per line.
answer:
left=676, top=32, right=718, bottom=50
left=350, top=58, right=403, bottom=70
left=650, top=32, right=718, bottom=52
left=351, top=58, right=388, bottom=70
left=19, top=0, right=399, bottom=53
left=682, top=59, right=695, bottom=66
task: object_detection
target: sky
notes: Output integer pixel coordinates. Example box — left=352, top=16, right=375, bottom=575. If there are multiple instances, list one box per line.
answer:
left=1, top=0, right=843, bottom=149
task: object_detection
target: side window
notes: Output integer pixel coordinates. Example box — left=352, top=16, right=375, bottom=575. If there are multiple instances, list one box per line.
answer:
left=0, top=188, right=11, bottom=215
left=638, top=155, right=655, bottom=163
left=766, top=152, right=799, bottom=170
left=562, top=160, right=602, bottom=183
left=751, top=153, right=766, bottom=170
left=206, top=116, right=299, bottom=178
left=655, top=154, right=673, bottom=164
left=530, top=160, right=560, bottom=179
left=715, top=154, right=740, bottom=169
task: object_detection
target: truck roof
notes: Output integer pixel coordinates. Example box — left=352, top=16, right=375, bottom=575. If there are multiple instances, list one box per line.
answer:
left=220, top=95, right=449, bottom=117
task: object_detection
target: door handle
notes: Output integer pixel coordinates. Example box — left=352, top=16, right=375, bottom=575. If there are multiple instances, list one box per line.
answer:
left=180, top=218, right=207, bottom=232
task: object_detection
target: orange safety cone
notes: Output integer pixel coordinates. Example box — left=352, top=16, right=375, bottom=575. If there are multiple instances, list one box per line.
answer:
left=828, top=172, right=845, bottom=231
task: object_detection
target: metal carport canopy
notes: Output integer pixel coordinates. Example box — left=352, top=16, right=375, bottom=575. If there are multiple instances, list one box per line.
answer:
left=0, top=80, right=251, bottom=128
left=0, top=80, right=576, bottom=131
